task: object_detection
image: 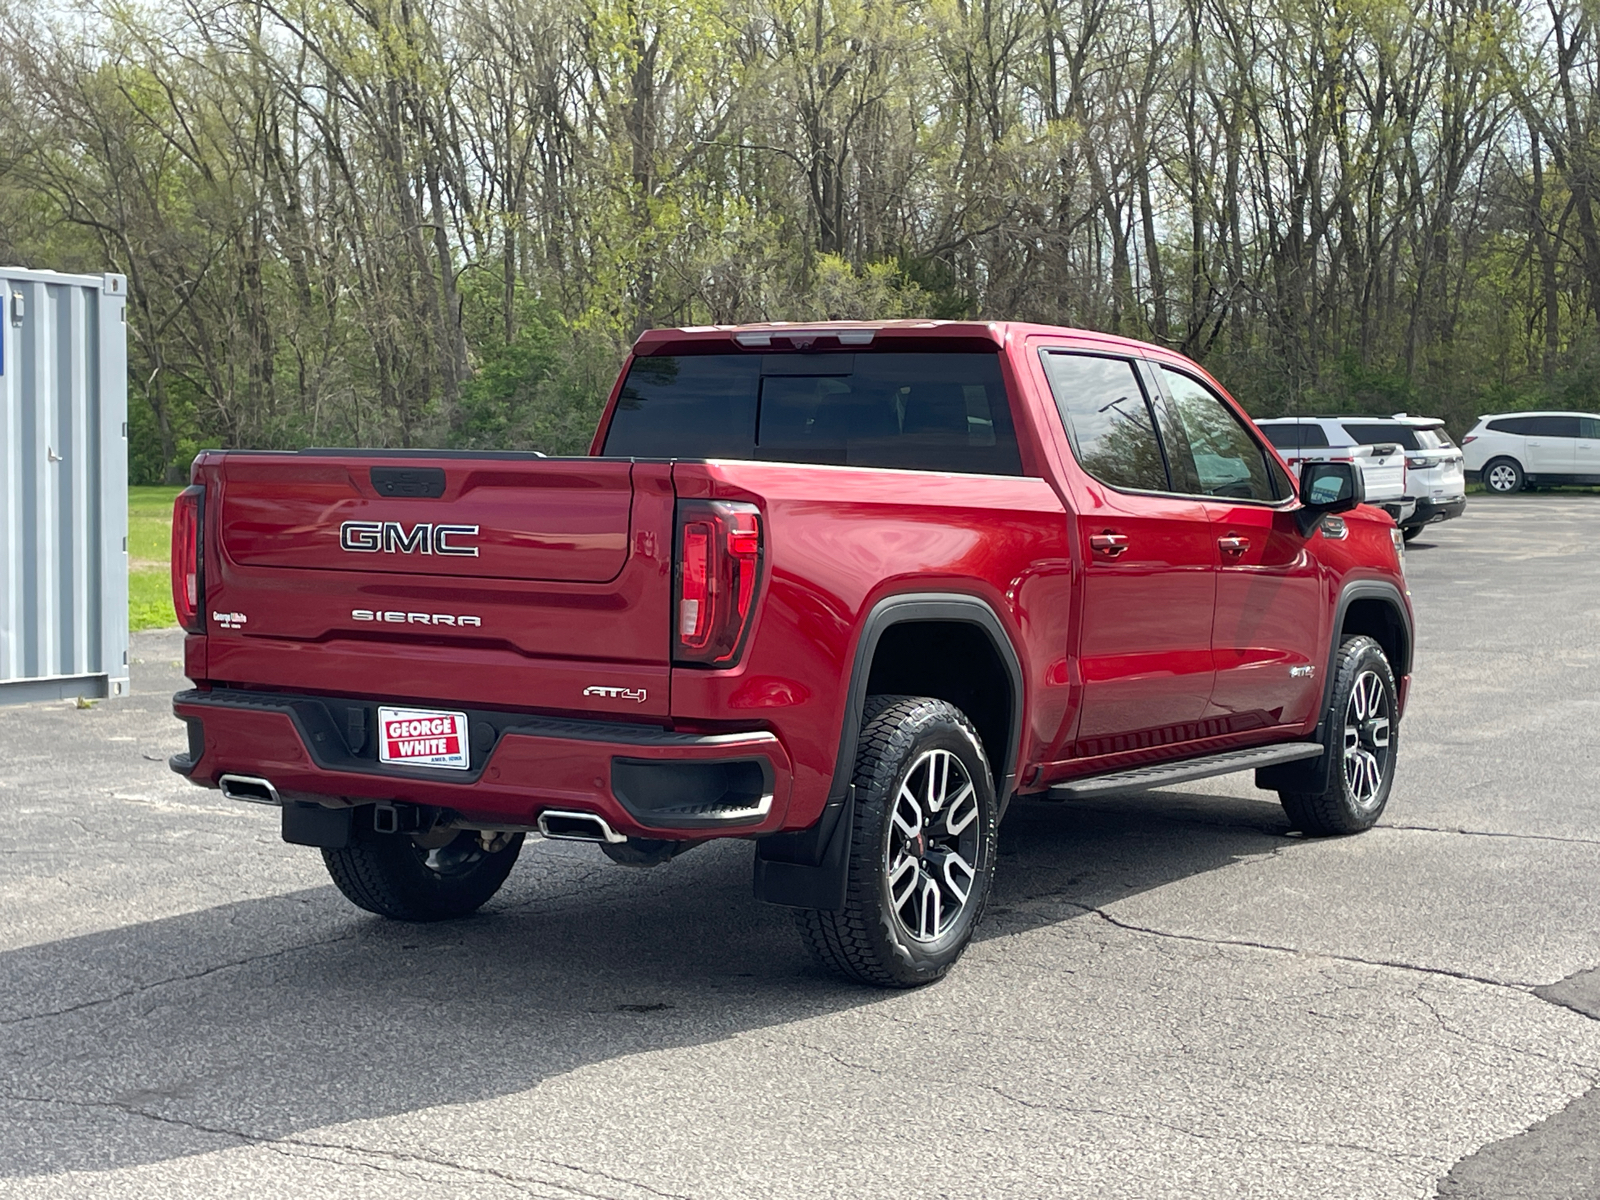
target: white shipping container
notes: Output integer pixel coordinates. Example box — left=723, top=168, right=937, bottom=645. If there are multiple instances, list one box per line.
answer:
left=0, top=267, right=129, bottom=704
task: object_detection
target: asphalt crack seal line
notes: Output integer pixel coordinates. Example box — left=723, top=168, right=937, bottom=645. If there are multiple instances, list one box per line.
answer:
left=1435, top=966, right=1600, bottom=1199
left=1058, top=902, right=1600, bottom=1196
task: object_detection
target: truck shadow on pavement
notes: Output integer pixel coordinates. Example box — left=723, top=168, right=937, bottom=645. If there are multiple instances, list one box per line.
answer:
left=0, top=785, right=1300, bottom=1178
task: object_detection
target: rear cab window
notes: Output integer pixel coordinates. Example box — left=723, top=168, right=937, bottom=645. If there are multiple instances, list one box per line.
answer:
left=602, top=352, right=1024, bottom=475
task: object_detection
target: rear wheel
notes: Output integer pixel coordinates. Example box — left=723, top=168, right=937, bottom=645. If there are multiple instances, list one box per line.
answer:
left=323, top=823, right=524, bottom=921
left=1401, top=525, right=1423, bottom=542
left=796, top=696, right=997, bottom=988
left=1279, top=635, right=1398, bottom=836
left=1483, top=458, right=1524, bottom=494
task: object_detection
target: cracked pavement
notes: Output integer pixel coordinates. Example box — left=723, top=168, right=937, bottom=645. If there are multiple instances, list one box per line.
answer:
left=2, top=495, right=1598, bottom=1198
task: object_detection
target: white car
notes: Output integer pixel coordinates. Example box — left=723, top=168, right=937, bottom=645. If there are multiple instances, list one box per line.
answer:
left=1462, top=411, right=1600, bottom=494
left=1255, top=417, right=1417, bottom=527
left=1339, top=415, right=1467, bottom=539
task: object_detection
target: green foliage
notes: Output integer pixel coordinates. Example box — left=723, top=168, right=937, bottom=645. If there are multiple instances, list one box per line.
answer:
left=127, top=487, right=181, bottom=629
left=6, top=0, right=1600, bottom=466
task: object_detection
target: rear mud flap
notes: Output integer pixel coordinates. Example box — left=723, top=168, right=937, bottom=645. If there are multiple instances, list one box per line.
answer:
left=751, top=787, right=854, bottom=911
left=283, top=802, right=354, bottom=849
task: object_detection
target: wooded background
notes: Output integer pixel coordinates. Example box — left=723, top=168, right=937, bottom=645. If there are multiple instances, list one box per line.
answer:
left=2, top=0, right=1598, bottom=483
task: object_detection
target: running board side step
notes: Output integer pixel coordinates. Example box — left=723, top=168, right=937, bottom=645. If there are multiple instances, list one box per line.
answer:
left=1047, top=742, right=1322, bottom=798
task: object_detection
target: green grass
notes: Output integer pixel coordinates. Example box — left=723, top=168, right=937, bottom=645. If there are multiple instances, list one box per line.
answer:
left=129, top=485, right=181, bottom=631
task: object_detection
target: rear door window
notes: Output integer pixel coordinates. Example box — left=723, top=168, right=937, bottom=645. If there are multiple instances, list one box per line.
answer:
left=1534, top=415, right=1582, bottom=438
left=1581, top=418, right=1600, bottom=440
left=1260, top=424, right=1300, bottom=450
left=1040, top=353, right=1170, bottom=492
left=1260, top=422, right=1330, bottom=449
left=1158, top=368, right=1282, bottom=501
left=602, top=352, right=1023, bottom=475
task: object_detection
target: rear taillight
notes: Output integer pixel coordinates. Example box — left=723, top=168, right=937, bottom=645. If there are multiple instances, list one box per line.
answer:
left=171, top=485, right=204, bottom=633
left=1461, top=434, right=1477, bottom=444
left=674, top=501, right=762, bottom=665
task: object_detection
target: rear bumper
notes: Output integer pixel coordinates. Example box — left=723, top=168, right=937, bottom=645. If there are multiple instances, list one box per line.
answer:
left=171, top=688, right=793, bottom=838
left=1403, top=495, right=1467, bottom=527
left=1377, top=498, right=1418, bottom=524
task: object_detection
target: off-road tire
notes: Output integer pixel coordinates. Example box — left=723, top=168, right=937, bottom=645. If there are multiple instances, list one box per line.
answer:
left=1279, top=635, right=1398, bottom=836
left=796, top=695, right=998, bottom=988
left=323, top=824, right=524, bottom=921
left=1482, top=457, right=1524, bottom=495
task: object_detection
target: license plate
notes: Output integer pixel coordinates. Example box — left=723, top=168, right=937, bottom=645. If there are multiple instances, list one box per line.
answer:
left=377, top=706, right=470, bottom=770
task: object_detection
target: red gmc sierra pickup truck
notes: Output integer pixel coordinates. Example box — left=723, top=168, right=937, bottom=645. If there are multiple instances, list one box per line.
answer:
left=169, top=321, right=1412, bottom=987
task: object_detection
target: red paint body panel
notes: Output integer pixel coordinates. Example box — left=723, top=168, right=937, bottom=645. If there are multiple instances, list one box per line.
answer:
left=173, top=695, right=793, bottom=837
left=177, top=321, right=1413, bottom=836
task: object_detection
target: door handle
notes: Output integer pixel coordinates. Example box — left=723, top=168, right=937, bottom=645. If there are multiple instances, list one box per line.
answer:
left=1218, top=535, right=1250, bottom=556
left=1089, top=532, right=1129, bottom=558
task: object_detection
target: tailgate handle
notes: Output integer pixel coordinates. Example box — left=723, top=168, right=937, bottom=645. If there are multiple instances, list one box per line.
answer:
left=371, top=466, right=446, bottom=498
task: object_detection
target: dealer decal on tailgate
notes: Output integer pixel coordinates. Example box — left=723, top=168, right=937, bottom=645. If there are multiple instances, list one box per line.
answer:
left=377, top=707, right=471, bottom=770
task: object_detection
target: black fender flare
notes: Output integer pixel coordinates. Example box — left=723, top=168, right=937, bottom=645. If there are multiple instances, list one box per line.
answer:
left=753, top=592, right=1026, bottom=911
left=1257, top=578, right=1412, bottom=793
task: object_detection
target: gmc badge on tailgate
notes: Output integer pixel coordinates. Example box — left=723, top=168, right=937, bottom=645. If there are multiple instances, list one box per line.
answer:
left=339, top=521, right=479, bottom=557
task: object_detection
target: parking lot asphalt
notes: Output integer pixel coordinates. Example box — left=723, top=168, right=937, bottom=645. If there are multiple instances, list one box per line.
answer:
left=2, top=495, right=1598, bottom=1199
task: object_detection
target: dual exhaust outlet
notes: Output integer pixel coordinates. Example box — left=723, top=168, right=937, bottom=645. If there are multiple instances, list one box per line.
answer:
left=218, top=775, right=625, bottom=844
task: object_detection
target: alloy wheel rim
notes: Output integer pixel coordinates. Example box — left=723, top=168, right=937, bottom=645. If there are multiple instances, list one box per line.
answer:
left=884, top=748, right=982, bottom=943
left=1342, top=670, right=1391, bottom=810
left=1488, top=464, right=1517, bottom=492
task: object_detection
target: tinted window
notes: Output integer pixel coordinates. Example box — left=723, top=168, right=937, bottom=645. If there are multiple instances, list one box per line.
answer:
left=1041, top=353, right=1169, bottom=492
left=604, top=356, right=760, bottom=457
left=1582, top=418, right=1600, bottom=440
left=1487, top=416, right=1537, bottom=435
left=1160, top=368, right=1279, bottom=501
left=1261, top=422, right=1329, bottom=449
left=1534, top=415, right=1582, bottom=437
left=1343, top=422, right=1420, bottom=451
left=602, top=352, right=1023, bottom=475
left=1260, top=424, right=1299, bottom=450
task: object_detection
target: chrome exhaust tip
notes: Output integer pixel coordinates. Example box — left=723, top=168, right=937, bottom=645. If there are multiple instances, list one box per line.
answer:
left=537, top=809, right=626, bottom=844
left=218, top=774, right=280, bottom=805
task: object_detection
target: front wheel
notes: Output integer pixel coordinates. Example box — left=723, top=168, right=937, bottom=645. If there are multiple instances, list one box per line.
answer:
left=1279, top=635, right=1398, bottom=836
left=323, top=823, right=524, bottom=921
left=1482, top=457, right=1524, bottom=494
left=796, top=696, right=998, bottom=988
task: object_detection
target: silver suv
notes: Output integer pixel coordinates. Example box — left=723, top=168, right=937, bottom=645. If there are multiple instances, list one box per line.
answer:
left=1461, top=411, right=1600, bottom=494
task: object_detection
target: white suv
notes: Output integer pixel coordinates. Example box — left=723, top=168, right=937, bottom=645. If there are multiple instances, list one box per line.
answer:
left=1255, top=417, right=1417, bottom=527
left=1462, top=411, right=1600, bottom=494
left=1339, top=415, right=1467, bottom=539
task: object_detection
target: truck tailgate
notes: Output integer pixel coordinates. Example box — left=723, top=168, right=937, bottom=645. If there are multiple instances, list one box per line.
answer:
left=1353, top=447, right=1405, bottom=502
left=198, top=454, right=675, bottom=718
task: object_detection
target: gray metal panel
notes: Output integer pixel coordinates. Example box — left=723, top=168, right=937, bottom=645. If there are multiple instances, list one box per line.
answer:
left=0, top=267, right=129, bottom=704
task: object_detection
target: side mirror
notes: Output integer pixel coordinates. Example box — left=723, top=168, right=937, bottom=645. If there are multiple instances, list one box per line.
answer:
left=1295, top=460, right=1364, bottom=536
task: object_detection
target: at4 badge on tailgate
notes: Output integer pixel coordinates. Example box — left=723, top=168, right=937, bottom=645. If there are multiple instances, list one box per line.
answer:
left=377, top=706, right=471, bottom=770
